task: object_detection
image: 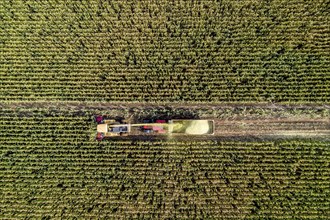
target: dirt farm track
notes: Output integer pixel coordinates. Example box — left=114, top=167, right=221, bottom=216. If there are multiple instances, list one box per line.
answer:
left=2, top=102, right=329, bottom=141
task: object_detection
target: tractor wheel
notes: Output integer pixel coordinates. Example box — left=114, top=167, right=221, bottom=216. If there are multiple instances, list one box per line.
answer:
left=96, top=132, right=104, bottom=141
left=95, top=115, right=104, bottom=124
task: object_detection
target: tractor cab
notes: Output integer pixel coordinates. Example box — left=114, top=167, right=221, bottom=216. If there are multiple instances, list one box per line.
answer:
left=109, top=126, right=129, bottom=133
left=95, top=116, right=130, bottom=140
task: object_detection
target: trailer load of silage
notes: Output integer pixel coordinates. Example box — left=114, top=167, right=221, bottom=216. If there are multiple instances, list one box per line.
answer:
left=185, top=120, right=210, bottom=134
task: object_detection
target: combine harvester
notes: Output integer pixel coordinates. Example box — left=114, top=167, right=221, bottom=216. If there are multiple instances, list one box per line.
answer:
left=95, top=116, right=214, bottom=141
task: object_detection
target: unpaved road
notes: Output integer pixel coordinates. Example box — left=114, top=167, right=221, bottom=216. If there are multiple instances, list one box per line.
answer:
left=1, top=101, right=329, bottom=140
left=213, top=118, right=330, bottom=137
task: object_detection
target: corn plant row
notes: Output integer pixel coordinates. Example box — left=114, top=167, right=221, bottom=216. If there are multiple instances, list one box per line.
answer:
left=0, top=108, right=329, bottom=219
left=1, top=0, right=329, bottom=103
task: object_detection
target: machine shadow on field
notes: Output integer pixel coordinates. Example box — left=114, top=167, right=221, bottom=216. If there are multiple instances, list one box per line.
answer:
left=131, top=106, right=201, bottom=121
left=105, top=134, right=330, bottom=143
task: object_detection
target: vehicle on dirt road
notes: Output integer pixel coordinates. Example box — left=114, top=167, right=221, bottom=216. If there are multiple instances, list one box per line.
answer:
left=95, top=116, right=214, bottom=141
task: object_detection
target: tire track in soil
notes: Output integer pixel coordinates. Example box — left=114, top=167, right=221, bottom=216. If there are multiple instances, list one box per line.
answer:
left=213, top=119, right=330, bottom=138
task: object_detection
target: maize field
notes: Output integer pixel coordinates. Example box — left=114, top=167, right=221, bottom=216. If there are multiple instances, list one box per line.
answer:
left=1, top=0, right=329, bottom=102
left=0, top=108, right=329, bottom=219
left=1, top=0, right=329, bottom=219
